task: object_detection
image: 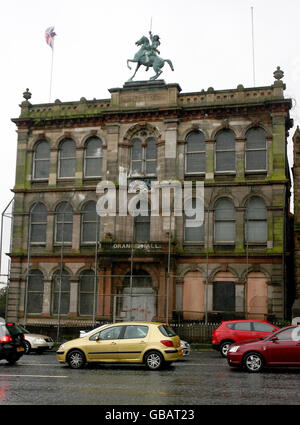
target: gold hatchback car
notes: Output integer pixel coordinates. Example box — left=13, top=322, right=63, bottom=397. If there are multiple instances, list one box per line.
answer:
left=56, top=321, right=183, bottom=370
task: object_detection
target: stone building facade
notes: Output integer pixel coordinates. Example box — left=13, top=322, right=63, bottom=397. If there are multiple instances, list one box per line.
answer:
left=293, top=126, right=300, bottom=318
left=6, top=70, right=293, bottom=330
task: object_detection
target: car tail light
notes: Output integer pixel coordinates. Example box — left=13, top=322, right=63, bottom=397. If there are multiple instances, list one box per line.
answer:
left=160, top=340, right=174, bottom=347
left=0, top=335, right=13, bottom=343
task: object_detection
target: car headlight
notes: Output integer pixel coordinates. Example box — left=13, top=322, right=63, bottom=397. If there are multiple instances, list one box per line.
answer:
left=229, top=345, right=240, bottom=353
left=34, top=338, right=45, bottom=344
left=58, top=344, right=65, bottom=351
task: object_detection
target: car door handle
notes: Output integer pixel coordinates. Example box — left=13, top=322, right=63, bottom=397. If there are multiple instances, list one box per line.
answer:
left=139, top=341, right=146, bottom=344
left=110, top=342, right=117, bottom=345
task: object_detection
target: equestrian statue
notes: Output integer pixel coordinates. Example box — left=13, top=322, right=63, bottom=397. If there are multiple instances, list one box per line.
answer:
left=127, top=31, right=174, bottom=81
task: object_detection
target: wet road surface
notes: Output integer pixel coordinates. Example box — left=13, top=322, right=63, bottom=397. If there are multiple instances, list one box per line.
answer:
left=0, top=351, right=299, bottom=405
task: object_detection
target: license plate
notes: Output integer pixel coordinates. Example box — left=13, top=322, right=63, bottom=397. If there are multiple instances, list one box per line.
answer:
left=17, top=347, right=24, bottom=352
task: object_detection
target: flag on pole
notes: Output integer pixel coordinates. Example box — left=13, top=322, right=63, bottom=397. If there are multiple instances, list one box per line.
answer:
left=45, top=26, right=56, bottom=49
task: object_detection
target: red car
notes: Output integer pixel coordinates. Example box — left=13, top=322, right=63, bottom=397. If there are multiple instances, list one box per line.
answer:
left=212, top=320, right=279, bottom=357
left=227, top=325, right=300, bottom=372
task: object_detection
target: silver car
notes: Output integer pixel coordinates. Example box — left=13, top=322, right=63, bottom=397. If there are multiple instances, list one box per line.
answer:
left=18, top=325, right=54, bottom=354
left=79, top=324, right=109, bottom=338
left=180, top=340, right=191, bottom=356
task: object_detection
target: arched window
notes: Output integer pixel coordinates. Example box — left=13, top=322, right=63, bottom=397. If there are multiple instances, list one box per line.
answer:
left=58, top=138, right=76, bottom=178
left=245, top=196, right=267, bottom=243
left=79, top=270, right=95, bottom=316
left=185, top=130, right=206, bottom=174
left=55, top=202, right=73, bottom=244
left=33, top=140, right=50, bottom=179
left=215, top=129, right=235, bottom=172
left=27, top=270, right=44, bottom=314
left=245, top=127, right=267, bottom=171
left=51, top=269, right=70, bottom=315
left=81, top=201, right=98, bottom=244
left=30, top=203, right=47, bottom=244
left=214, top=198, right=236, bottom=243
left=184, top=198, right=204, bottom=242
left=84, top=137, right=103, bottom=177
left=131, top=136, right=157, bottom=176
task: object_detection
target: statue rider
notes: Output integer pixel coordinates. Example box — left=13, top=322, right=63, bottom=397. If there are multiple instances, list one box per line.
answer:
left=144, top=31, right=161, bottom=69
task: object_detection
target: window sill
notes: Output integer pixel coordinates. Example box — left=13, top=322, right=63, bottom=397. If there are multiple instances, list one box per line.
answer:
left=214, top=241, right=235, bottom=245
left=183, top=242, right=204, bottom=246
left=244, top=242, right=267, bottom=246
left=214, top=171, right=236, bottom=175
left=184, top=173, right=205, bottom=176
left=57, top=178, right=76, bottom=181
left=245, top=170, right=267, bottom=175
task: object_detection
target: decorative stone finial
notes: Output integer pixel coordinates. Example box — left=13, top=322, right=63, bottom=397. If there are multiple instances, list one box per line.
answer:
left=23, top=88, right=32, bottom=101
left=273, top=66, right=284, bottom=81
left=273, top=66, right=286, bottom=89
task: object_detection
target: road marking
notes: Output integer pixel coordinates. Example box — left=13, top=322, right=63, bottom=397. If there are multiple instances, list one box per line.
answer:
left=0, top=374, right=68, bottom=378
left=19, top=364, right=60, bottom=366
left=176, top=363, right=222, bottom=366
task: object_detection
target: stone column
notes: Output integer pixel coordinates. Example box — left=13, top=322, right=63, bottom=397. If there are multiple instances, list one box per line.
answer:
left=46, top=213, right=54, bottom=251
left=205, top=139, right=214, bottom=180
left=267, top=136, right=273, bottom=178
left=75, top=146, right=84, bottom=186
left=104, top=268, right=112, bottom=317
left=72, top=212, right=81, bottom=252
left=157, top=262, right=166, bottom=321
left=271, top=113, right=287, bottom=180
left=49, top=148, right=57, bottom=186
left=177, top=140, right=185, bottom=180
left=69, top=277, right=79, bottom=316
left=235, top=137, right=245, bottom=179
left=235, top=208, right=244, bottom=251
left=97, top=267, right=105, bottom=316
left=14, top=129, right=30, bottom=190
left=42, top=279, right=51, bottom=316
left=105, top=124, right=120, bottom=181
left=164, top=119, right=178, bottom=179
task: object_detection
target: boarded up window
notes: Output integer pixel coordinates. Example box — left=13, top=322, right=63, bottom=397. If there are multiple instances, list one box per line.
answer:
left=213, top=281, right=235, bottom=311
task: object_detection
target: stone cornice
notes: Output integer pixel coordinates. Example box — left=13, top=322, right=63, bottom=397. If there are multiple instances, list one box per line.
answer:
left=11, top=99, right=292, bottom=131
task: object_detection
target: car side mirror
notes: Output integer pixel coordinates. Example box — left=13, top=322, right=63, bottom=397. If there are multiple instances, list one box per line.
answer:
left=271, top=336, right=278, bottom=342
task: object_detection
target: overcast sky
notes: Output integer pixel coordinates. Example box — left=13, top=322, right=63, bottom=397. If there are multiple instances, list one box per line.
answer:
left=0, top=0, right=299, bottom=285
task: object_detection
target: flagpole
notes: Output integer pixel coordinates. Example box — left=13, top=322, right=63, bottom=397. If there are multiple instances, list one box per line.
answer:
left=251, top=6, right=256, bottom=87
left=49, top=42, right=54, bottom=103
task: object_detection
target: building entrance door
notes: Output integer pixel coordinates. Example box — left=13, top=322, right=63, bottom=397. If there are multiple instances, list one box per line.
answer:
left=117, top=271, right=156, bottom=321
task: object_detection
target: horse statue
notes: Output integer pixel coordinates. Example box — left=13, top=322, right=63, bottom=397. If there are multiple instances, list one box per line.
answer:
left=127, top=32, right=174, bottom=81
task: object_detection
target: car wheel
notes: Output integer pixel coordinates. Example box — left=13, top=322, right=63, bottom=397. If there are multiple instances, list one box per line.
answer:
left=145, top=350, right=163, bottom=370
left=244, top=352, right=264, bottom=373
left=220, top=341, right=232, bottom=358
left=24, top=340, right=31, bottom=355
left=67, top=350, right=86, bottom=369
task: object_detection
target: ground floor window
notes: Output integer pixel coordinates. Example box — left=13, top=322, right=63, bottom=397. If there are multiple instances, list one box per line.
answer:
left=51, top=270, right=70, bottom=315
left=213, top=281, right=235, bottom=312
